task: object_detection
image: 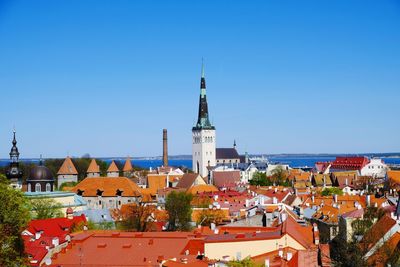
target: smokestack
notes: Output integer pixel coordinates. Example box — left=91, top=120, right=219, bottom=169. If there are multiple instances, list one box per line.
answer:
left=163, top=129, right=168, bottom=167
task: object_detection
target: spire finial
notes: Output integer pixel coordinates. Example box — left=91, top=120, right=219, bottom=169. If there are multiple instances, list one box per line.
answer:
left=39, top=154, right=43, bottom=166
left=12, top=128, right=17, bottom=145
left=201, top=58, right=205, bottom=78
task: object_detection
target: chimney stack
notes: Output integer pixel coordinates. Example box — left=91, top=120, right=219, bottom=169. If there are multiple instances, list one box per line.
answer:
left=163, top=129, right=168, bottom=167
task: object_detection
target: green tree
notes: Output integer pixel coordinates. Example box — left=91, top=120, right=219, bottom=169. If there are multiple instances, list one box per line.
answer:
left=0, top=174, right=31, bottom=266
left=330, top=236, right=367, bottom=267
left=30, top=198, right=63, bottom=219
left=59, top=181, right=78, bottom=191
left=117, top=204, right=154, bottom=232
left=249, top=172, right=272, bottom=186
left=165, top=191, right=193, bottom=231
left=228, top=257, right=260, bottom=267
left=321, top=187, right=343, bottom=196
left=270, top=166, right=287, bottom=185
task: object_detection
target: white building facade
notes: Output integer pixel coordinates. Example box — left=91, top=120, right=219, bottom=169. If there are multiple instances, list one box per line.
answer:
left=360, top=158, right=388, bottom=178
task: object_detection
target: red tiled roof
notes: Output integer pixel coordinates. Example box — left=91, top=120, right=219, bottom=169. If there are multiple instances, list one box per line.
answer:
left=331, top=156, right=369, bottom=171
left=51, top=231, right=203, bottom=266
left=24, top=216, right=86, bottom=265
left=213, top=171, right=241, bottom=188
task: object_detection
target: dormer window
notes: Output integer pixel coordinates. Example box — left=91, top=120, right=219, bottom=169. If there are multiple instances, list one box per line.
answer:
left=97, top=189, right=104, bottom=197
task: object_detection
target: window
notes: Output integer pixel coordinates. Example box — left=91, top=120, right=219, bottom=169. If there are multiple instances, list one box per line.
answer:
left=28, top=183, right=31, bottom=192
left=45, top=183, right=51, bottom=192
left=35, top=183, right=41, bottom=192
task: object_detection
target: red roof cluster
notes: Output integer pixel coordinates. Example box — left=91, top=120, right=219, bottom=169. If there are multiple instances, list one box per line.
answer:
left=330, top=156, right=370, bottom=171
left=22, top=215, right=86, bottom=266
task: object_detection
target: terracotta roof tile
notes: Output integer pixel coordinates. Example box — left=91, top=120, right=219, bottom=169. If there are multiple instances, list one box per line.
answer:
left=213, top=171, right=241, bottom=188
left=388, top=170, right=400, bottom=184
left=361, top=215, right=397, bottom=250
left=107, top=160, right=119, bottom=172
left=123, top=157, right=133, bottom=172
left=176, top=173, right=205, bottom=190
left=187, top=184, right=218, bottom=195
left=87, top=159, right=100, bottom=173
left=73, top=177, right=141, bottom=197
left=57, top=157, right=78, bottom=175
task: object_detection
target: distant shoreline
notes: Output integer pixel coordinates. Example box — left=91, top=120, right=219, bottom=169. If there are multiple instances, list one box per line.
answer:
left=1, top=152, right=398, bottom=161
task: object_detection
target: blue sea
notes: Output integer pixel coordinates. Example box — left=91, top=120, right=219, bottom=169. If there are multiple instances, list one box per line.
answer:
left=1, top=156, right=400, bottom=170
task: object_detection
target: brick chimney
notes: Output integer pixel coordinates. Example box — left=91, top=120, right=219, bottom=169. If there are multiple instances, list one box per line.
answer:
left=163, top=129, right=168, bottom=167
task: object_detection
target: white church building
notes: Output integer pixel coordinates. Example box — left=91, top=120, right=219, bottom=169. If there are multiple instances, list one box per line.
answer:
left=192, top=62, right=216, bottom=178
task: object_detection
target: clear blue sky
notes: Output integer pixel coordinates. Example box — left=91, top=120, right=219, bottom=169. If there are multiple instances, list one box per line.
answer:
left=0, top=0, right=399, bottom=158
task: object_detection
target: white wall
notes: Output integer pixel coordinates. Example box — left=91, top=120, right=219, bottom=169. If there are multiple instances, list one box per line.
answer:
left=57, top=175, right=78, bottom=189
left=192, top=129, right=216, bottom=178
left=360, top=158, right=387, bottom=178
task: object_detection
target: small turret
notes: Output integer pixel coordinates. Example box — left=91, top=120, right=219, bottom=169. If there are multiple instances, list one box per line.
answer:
left=6, top=130, right=23, bottom=189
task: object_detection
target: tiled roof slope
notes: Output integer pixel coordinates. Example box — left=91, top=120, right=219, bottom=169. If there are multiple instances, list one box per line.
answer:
left=216, top=148, right=240, bottom=159
left=57, top=156, right=78, bottom=175
left=123, top=157, right=133, bottom=172
left=87, top=159, right=100, bottom=173
left=73, top=177, right=141, bottom=197
left=107, top=160, right=119, bottom=172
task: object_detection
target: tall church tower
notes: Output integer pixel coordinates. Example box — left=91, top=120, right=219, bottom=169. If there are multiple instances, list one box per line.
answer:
left=192, top=61, right=216, bottom=178
left=6, top=130, right=23, bottom=189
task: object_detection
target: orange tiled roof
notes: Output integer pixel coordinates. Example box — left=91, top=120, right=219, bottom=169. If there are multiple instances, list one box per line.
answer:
left=367, top=232, right=400, bottom=267
left=57, top=156, right=78, bottom=175
left=73, top=177, right=141, bottom=197
left=176, top=173, right=204, bottom=190
left=388, top=170, right=400, bottom=184
left=51, top=231, right=201, bottom=266
left=87, top=159, right=100, bottom=173
left=107, top=160, right=119, bottom=172
left=147, top=174, right=167, bottom=194
left=312, top=205, right=340, bottom=224
left=187, top=184, right=218, bottom=195
left=123, top=157, right=133, bottom=172
left=361, top=215, right=397, bottom=251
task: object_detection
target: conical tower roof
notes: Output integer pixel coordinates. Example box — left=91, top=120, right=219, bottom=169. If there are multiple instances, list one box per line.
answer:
left=87, top=159, right=100, bottom=173
left=123, top=157, right=133, bottom=172
left=57, top=156, right=78, bottom=175
left=107, top=160, right=119, bottom=172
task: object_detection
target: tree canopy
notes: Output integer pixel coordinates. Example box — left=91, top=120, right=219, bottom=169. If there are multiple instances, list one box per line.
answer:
left=30, top=198, right=63, bottom=219
left=0, top=174, right=31, bottom=266
left=165, top=191, right=193, bottom=231
left=321, top=187, right=344, bottom=196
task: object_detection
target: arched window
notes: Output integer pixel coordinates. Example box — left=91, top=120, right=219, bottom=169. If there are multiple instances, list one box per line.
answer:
left=35, top=183, right=41, bottom=192
left=46, top=183, right=51, bottom=192
left=28, top=183, right=31, bottom=192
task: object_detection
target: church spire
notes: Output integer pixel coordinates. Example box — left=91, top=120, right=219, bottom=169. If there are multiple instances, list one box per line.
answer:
left=10, top=129, right=19, bottom=161
left=194, top=60, right=214, bottom=130
left=6, top=129, right=23, bottom=187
